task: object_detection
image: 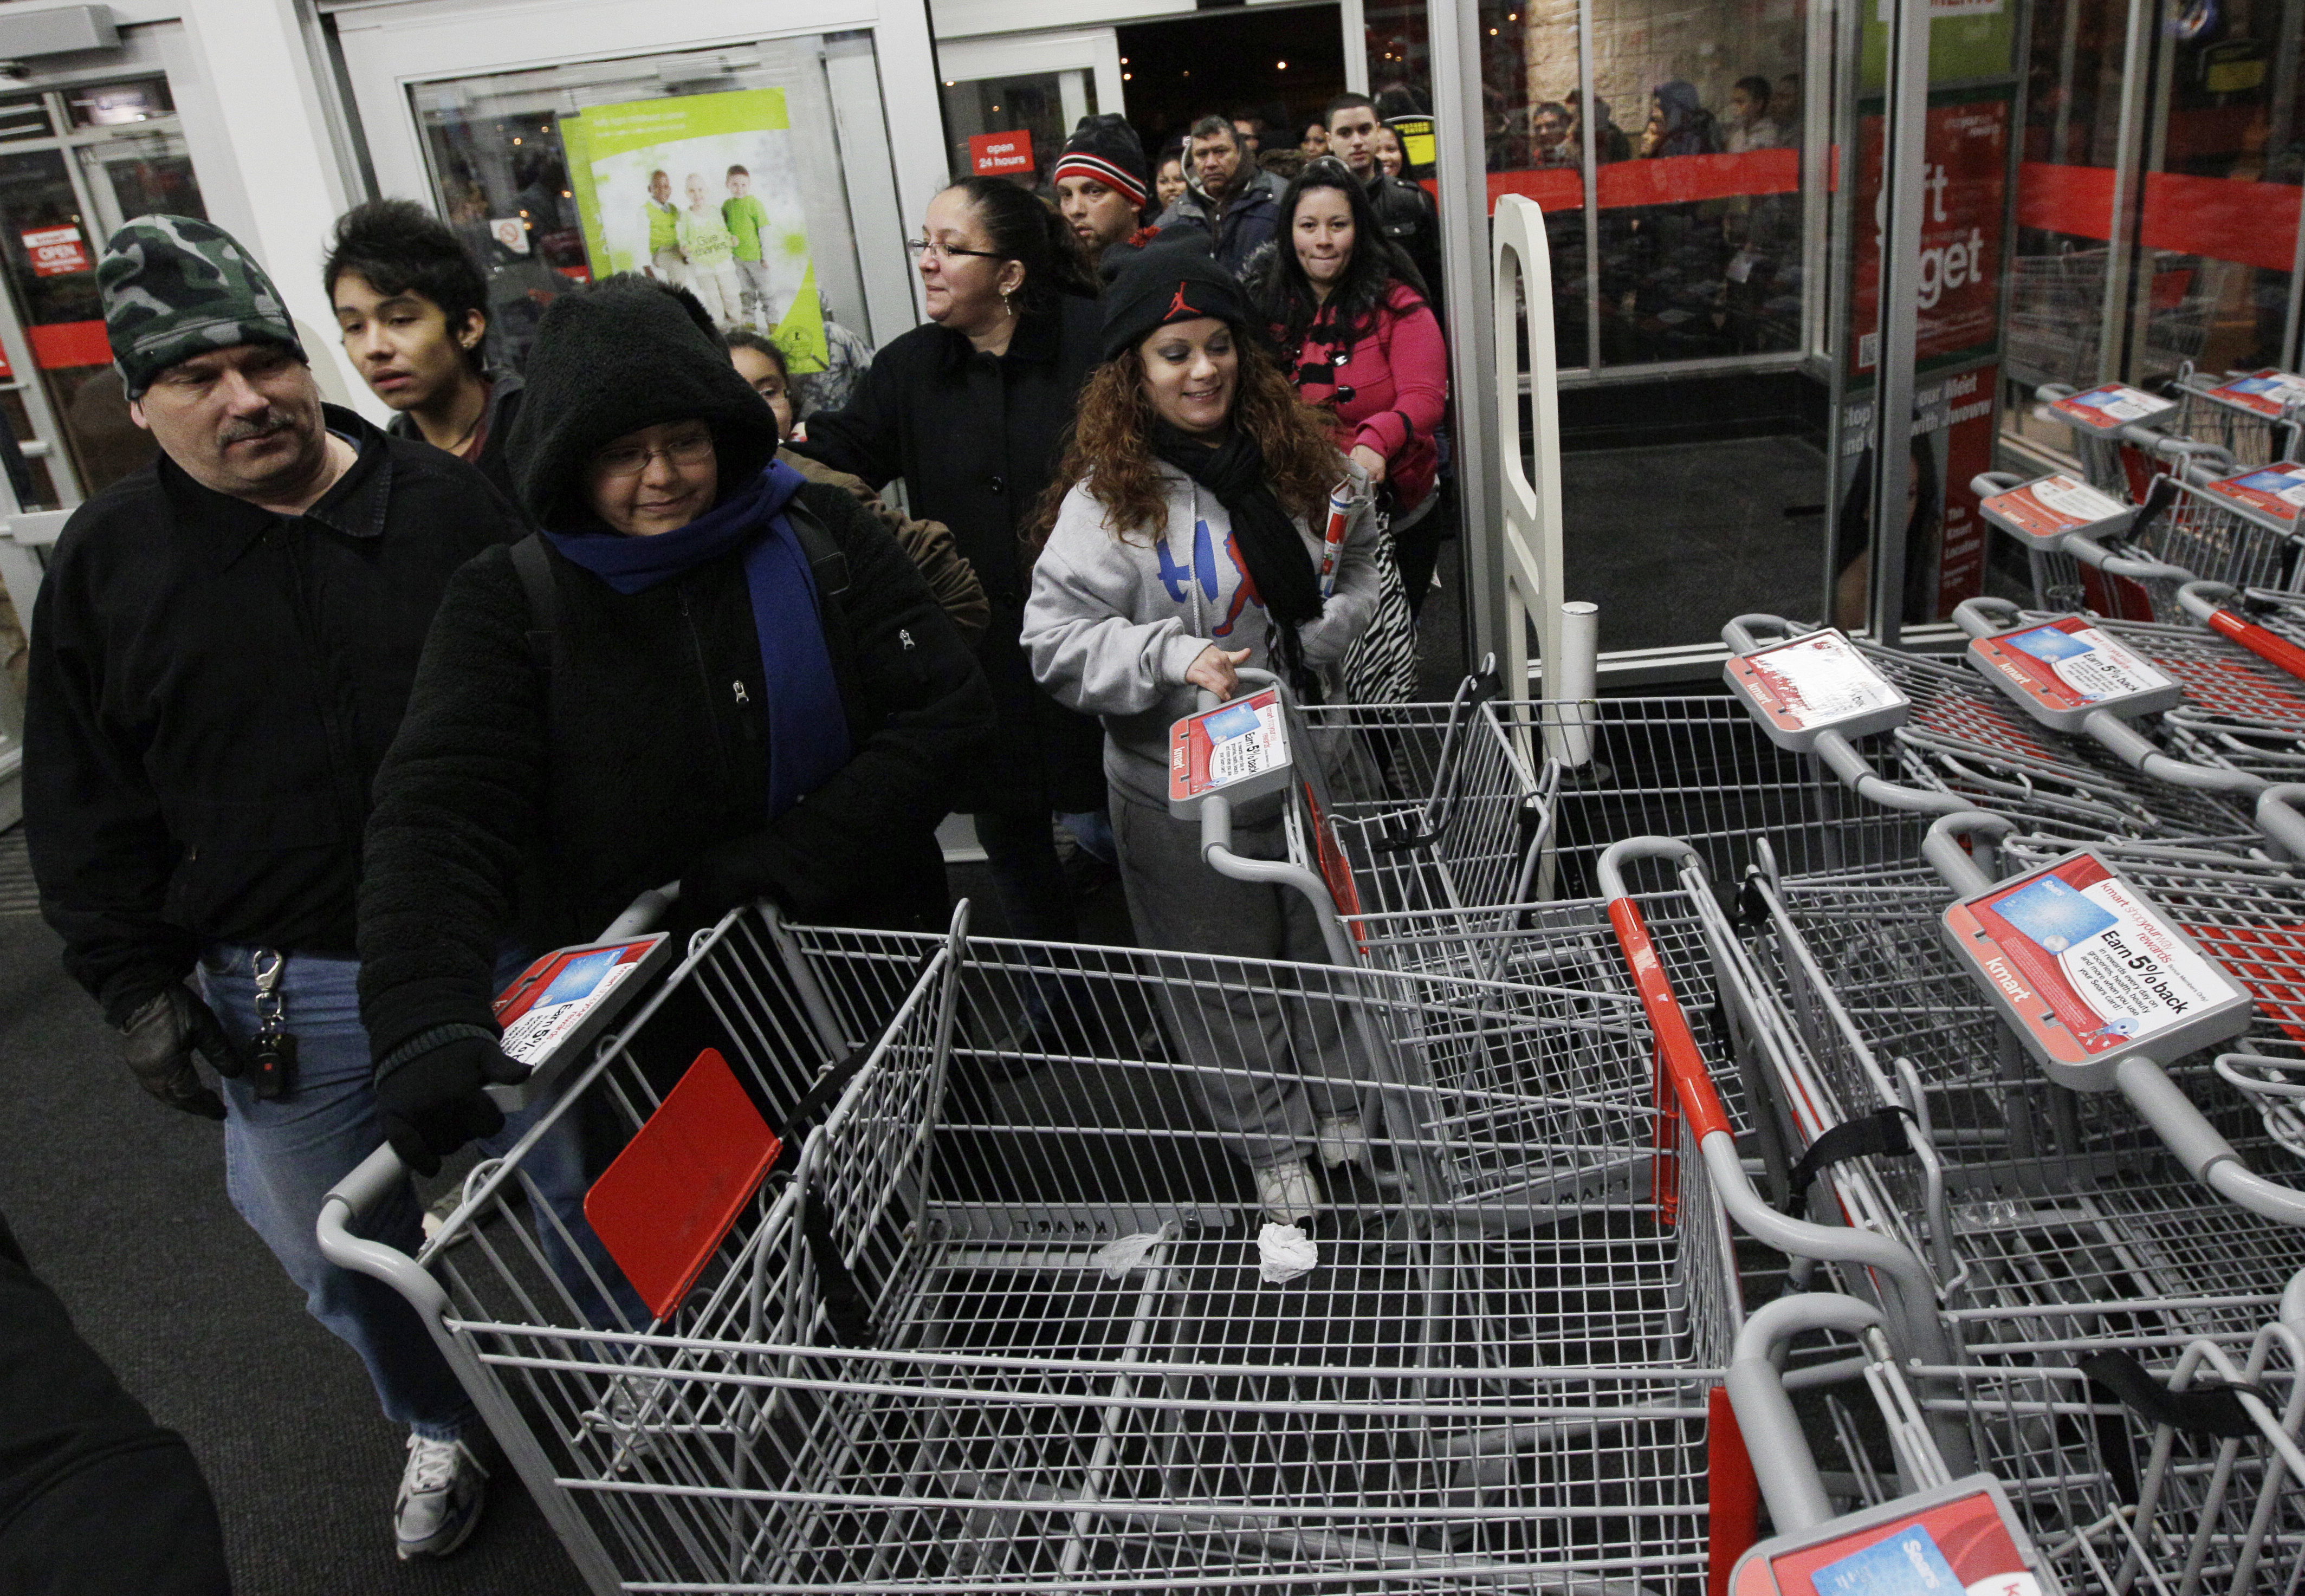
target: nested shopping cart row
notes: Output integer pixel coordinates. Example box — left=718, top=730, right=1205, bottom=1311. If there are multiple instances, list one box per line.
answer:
left=327, top=868, right=1831, bottom=1593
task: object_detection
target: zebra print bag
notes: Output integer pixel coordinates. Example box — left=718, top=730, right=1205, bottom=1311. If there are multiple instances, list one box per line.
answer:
left=1341, top=521, right=1419, bottom=704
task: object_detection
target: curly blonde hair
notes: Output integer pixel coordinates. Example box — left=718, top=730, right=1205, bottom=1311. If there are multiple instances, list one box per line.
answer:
left=1028, top=334, right=1345, bottom=552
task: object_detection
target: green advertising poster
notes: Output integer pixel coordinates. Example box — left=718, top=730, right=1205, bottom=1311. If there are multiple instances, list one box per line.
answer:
left=560, top=88, right=828, bottom=371
left=1860, top=0, right=2017, bottom=89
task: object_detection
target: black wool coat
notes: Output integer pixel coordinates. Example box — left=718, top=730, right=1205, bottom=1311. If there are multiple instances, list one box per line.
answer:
left=794, top=293, right=1108, bottom=815
left=355, top=478, right=994, bottom=1060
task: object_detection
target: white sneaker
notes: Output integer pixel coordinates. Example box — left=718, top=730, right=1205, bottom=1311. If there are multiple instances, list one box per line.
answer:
left=598, top=1372, right=669, bottom=1464
left=395, top=1433, right=488, bottom=1561
left=1254, top=1157, right=1322, bottom=1225
left=1315, top=1114, right=1370, bottom=1170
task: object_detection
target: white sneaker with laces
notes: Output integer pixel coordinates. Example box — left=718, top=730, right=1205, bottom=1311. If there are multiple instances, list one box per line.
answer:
left=395, top=1433, right=488, bottom=1561
left=599, top=1372, right=669, bottom=1464
left=1254, top=1157, right=1321, bottom=1225
left=1315, top=1114, right=1369, bottom=1170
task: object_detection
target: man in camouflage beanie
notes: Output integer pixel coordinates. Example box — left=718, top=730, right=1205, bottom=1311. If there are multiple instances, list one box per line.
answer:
left=99, top=214, right=305, bottom=398
left=95, top=214, right=341, bottom=511
left=29, top=211, right=536, bottom=1562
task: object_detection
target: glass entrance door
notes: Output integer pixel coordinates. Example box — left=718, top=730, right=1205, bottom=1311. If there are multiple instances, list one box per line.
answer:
left=935, top=31, right=1125, bottom=191
left=1406, top=0, right=2058, bottom=663
left=0, top=75, right=205, bottom=512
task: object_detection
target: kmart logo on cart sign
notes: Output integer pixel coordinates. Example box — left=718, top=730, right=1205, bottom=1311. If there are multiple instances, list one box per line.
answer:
left=1979, top=955, right=2030, bottom=1005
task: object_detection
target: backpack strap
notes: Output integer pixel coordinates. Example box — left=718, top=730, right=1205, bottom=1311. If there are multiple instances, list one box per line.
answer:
left=508, top=534, right=557, bottom=670
left=782, top=494, right=850, bottom=601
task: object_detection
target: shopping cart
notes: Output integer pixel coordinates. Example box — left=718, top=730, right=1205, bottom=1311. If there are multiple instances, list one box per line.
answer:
left=2004, top=246, right=2106, bottom=391
left=1727, top=1290, right=2303, bottom=1596
left=1972, top=457, right=2305, bottom=624
left=323, top=865, right=1802, bottom=1594
left=1721, top=615, right=2268, bottom=850
left=1722, top=812, right=2305, bottom=1354
left=2166, top=361, right=2305, bottom=469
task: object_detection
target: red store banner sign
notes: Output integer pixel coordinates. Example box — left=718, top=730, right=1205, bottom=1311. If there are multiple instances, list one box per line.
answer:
left=1851, top=97, right=2010, bottom=374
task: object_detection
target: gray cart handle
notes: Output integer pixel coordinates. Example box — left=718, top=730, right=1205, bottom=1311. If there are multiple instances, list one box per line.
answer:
left=1725, top=1293, right=1903, bottom=1536
left=1954, top=597, right=2271, bottom=801
left=1595, top=838, right=1957, bottom=1370
left=1194, top=669, right=1358, bottom=967
left=318, top=877, right=687, bottom=1276
left=1719, top=614, right=1970, bottom=818
left=1915, top=813, right=2305, bottom=1226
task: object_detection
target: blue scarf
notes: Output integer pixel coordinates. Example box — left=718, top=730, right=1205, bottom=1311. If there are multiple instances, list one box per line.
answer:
left=545, top=460, right=852, bottom=820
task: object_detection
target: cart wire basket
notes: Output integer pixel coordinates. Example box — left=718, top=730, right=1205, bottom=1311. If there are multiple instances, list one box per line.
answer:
left=1729, top=1290, right=2305, bottom=1596
left=325, top=888, right=1772, bottom=1595
left=1727, top=841, right=2305, bottom=1356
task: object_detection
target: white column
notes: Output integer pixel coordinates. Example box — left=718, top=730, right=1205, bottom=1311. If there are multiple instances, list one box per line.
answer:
left=173, top=0, right=373, bottom=410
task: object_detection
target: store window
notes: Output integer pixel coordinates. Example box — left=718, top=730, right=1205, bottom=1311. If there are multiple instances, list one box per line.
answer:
left=2006, top=0, right=2303, bottom=461
left=0, top=76, right=204, bottom=508
left=939, top=70, right=1094, bottom=190
left=410, top=36, right=882, bottom=377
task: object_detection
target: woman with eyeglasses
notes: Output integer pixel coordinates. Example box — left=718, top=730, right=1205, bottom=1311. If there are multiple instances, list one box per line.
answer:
left=1249, top=159, right=1447, bottom=633
left=793, top=177, right=1111, bottom=952
left=351, top=277, right=994, bottom=1173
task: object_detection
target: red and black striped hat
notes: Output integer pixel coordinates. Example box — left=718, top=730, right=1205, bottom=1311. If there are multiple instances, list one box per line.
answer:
left=1052, top=113, right=1150, bottom=210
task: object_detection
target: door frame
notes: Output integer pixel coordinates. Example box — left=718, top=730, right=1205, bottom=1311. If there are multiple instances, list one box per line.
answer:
left=327, top=0, right=940, bottom=341
left=935, top=29, right=1126, bottom=133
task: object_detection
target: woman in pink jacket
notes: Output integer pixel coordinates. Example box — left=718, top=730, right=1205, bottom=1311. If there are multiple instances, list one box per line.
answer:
left=1251, top=158, right=1449, bottom=617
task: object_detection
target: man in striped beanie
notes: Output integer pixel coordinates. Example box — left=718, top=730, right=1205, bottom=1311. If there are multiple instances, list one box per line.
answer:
left=1051, top=113, right=1151, bottom=263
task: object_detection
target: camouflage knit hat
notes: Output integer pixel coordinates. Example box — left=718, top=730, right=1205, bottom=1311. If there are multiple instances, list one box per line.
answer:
left=98, top=215, right=304, bottom=397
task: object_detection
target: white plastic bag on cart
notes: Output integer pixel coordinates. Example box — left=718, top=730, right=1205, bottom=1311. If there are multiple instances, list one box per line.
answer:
left=1257, top=1222, right=1318, bottom=1283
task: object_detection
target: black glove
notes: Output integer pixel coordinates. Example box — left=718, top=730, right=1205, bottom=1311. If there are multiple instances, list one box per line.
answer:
left=119, top=985, right=245, bottom=1121
left=680, top=834, right=784, bottom=924
left=373, top=1029, right=526, bottom=1178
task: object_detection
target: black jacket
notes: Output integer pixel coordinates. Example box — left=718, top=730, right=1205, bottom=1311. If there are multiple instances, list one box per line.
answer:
left=793, top=295, right=1107, bottom=814
left=1152, top=171, right=1284, bottom=278
left=0, top=1213, right=227, bottom=1595
left=354, top=477, right=994, bottom=1060
left=25, top=407, right=525, bottom=1025
left=1368, top=173, right=1446, bottom=325
left=385, top=369, right=526, bottom=510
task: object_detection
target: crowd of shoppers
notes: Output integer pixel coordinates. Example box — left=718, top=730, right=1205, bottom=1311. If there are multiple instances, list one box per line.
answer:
left=15, top=77, right=1460, bottom=1568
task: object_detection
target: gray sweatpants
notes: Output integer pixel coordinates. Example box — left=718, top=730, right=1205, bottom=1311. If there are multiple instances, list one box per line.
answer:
left=1111, top=791, right=1363, bottom=1167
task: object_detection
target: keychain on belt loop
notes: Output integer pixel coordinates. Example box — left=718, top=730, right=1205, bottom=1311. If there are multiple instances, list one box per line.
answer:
left=249, top=950, right=297, bottom=1100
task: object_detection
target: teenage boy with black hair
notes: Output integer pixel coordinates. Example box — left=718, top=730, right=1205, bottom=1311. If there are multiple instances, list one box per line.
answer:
left=327, top=198, right=526, bottom=505
left=1323, top=92, right=1445, bottom=322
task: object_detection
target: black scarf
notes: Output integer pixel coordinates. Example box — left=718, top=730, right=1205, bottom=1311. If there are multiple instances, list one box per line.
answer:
left=1154, top=425, right=1325, bottom=698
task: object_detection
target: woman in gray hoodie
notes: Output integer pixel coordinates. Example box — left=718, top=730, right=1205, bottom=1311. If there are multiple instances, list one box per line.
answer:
left=1021, top=250, right=1382, bottom=1225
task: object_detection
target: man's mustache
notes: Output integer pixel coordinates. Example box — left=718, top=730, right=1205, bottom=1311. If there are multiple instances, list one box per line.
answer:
left=218, top=412, right=293, bottom=445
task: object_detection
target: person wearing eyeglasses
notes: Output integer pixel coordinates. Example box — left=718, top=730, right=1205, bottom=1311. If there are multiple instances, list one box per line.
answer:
left=353, top=276, right=994, bottom=1182
left=792, top=177, right=1111, bottom=957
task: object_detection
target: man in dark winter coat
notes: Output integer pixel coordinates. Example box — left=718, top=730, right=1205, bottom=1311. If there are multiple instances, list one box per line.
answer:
left=1152, top=115, right=1281, bottom=277
left=1325, top=93, right=1447, bottom=322
left=23, top=216, right=528, bottom=1561
left=355, top=278, right=993, bottom=1171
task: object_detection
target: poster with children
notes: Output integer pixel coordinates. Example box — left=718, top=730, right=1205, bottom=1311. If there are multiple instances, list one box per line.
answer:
left=560, top=88, right=830, bottom=371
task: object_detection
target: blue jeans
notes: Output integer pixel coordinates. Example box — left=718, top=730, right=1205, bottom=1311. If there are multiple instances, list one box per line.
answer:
left=198, top=946, right=603, bottom=1442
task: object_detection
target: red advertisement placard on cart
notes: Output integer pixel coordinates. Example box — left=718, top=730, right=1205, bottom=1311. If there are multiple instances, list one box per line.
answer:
left=2204, top=368, right=2305, bottom=418
left=2202, top=463, right=2305, bottom=530
left=1940, top=852, right=2252, bottom=1087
